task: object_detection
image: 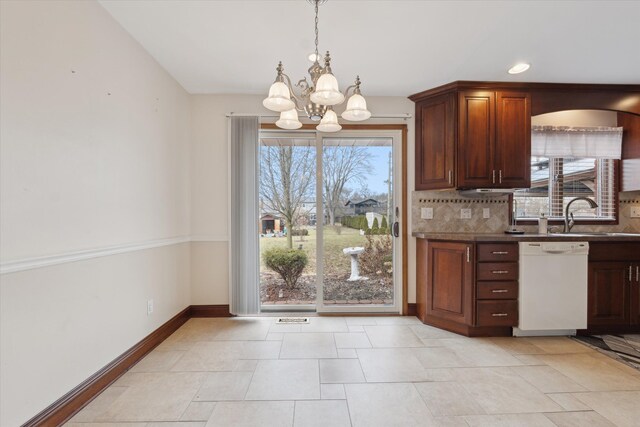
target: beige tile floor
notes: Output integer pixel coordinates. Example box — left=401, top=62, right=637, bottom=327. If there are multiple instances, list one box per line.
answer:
left=66, top=316, right=640, bottom=427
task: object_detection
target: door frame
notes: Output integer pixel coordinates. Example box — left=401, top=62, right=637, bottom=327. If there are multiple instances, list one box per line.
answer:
left=260, top=123, right=409, bottom=315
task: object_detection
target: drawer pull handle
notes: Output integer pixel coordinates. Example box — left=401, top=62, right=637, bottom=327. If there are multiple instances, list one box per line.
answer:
left=491, top=251, right=509, bottom=255
left=492, top=289, right=509, bottom=293
left=492, top=313, right=508, bottom=317
left=491, top=270, right=510, bottom=274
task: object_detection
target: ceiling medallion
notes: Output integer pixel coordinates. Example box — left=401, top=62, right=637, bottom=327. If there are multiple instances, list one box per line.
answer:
left=262, top=0, right=371, bottom=131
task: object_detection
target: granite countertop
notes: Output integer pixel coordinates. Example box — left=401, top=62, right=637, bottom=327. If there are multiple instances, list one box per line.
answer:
left=411, top=232, right=640, bottom=242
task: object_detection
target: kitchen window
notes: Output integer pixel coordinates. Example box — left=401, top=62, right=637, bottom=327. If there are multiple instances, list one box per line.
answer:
left=514, top=125, right=622, bottom=223
left=514, top=156, right=616, bottom=222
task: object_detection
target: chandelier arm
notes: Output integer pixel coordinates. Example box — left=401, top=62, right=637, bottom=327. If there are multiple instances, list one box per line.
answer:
left=342, top=84, right=356, bottom=98
left=281, top=72, right=304, bottom=111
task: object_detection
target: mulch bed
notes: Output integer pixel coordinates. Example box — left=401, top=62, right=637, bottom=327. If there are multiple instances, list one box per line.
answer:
left=260, top=272, right=393, bottom=304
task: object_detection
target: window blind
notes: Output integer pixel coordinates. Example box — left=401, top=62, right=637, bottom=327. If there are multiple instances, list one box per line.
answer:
left=514, top=156, right=615, bottom=221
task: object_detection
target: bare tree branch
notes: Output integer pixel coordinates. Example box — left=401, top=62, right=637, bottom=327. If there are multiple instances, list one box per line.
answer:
left=260, top=143, right=315, bottom=248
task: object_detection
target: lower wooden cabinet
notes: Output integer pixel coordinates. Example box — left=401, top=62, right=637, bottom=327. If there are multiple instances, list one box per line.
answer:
left=416, top=239, right=518, bottom=337
left=425, top=241, right=473, bottom=325
left=588, top=262, right=630, bottom=326
left=586, top=242, right=640, bottom=333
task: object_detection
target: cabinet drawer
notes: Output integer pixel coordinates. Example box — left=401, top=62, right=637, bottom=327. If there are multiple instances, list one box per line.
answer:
left=477, top=243, right=518, bottom=262
left=477, top=281, right=518, bottom=300
left=477, top=300, right=518, bottom=326
left=477, top=262, right=518, bottom=281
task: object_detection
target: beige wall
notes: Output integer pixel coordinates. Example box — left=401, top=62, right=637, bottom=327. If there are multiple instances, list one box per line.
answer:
left=0, top=1, right=191, bottom=424
left=188, top=94, right=417, bottom=305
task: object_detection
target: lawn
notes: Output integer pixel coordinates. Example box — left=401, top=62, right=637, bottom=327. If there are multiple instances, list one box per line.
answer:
left=259, top=226, right=367, bottom=275
left=259, top=225, right=394, bottom=304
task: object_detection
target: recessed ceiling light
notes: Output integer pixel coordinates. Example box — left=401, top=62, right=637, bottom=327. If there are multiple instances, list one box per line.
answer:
left=508, top=63, right=530, bottom=74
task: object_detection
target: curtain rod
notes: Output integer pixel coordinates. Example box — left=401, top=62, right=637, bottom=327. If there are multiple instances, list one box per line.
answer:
left=225, top=112, right=412, bottom=119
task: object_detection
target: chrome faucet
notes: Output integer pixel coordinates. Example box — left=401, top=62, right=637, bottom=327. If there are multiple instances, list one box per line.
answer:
left=563, top=197, right=598, bottom=233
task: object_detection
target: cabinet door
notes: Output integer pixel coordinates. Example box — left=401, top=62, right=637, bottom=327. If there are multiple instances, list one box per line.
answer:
left=458, top=91, right=495, bottom=188
left=632, top=263, right=640, bottom=325
left=588, top=262, right=630, bottom=326
left=426, top=241, right=474, bottom=324
left=495, top=91, right=531, bottom=188
left=415, top=94, right=456, bottom=190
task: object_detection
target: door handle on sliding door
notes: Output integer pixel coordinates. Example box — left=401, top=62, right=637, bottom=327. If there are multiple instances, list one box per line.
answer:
left=393, top=206, right=400, bottom=238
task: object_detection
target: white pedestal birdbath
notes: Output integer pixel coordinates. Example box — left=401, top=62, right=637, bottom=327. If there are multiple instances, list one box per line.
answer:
left=343, top=247, right=367, bottom=281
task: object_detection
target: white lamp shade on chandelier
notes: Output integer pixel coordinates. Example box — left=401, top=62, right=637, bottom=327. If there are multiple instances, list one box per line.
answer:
left=275, top=109, right=302, bottom=130
left=316, top=109, right=341, bottom=132
left=262, top=81, right=295, bottom=112
left=309, top=73, right=345, bottom=106
left=262, top=0, right=370, bottom=132
left=341, top=93, right=371, bottom=121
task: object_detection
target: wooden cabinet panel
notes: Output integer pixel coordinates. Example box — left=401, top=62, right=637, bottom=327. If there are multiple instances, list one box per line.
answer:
left=495, top=92, right=531, bottom=188
left=458, top=91, right=495, bottom=188
left=588, top=262, right=630, bottom=326
left=476, top=300, right=518, bottom=326
left=589, top=242, right=640, bottom=262
left=426, top=241, right=473, bottom=324
left=632, top=264, right=640, bottom=325
left=477, top=243, right=518, bottom=262
left=477, top=281, right=518, bottom=300
left=415, top=94, right=456, bottom=190
left=477, top=262, right=518, bottom=281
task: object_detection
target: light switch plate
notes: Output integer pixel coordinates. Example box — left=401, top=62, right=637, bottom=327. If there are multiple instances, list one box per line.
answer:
left=483, top=208, right=491, bottom=219
left=147, top=299, right=154, bottom=315
left=421, top=207, right=433, bottom=219
left=461, top=208, right=472, bottom=219
left=631, top=206, right=640, bottom=218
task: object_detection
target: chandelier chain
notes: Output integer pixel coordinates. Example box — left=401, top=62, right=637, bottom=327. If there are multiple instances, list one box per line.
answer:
left=314, top=0, right=319, bottom=61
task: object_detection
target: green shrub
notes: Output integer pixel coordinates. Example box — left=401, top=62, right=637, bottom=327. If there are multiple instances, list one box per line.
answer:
left=371, top=218, right=380, bottom=234
left=381, top=216, right=388, bottom=230
left=263, top=248, right=308, bottom=289
left=291, top=229, right=309, bottom=236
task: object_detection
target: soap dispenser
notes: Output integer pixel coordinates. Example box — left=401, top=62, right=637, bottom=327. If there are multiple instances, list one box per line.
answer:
left=538, top=212, right=548, bottom=235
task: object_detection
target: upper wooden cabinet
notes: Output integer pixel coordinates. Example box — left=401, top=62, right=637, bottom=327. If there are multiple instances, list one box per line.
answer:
left=495, top=91, right=531, bottom=188
left=413, top=86, right=531, bottom=190
left=415, top=94, right=456, bottom=190
left=410, top=81, right=640, bottom=190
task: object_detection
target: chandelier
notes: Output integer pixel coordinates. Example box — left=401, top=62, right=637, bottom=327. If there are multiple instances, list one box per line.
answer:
left=262, top=0, right=371, bottom=132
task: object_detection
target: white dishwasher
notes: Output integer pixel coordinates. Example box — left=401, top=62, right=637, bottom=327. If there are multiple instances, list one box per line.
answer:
left=513, top=241, right=589, bottom=337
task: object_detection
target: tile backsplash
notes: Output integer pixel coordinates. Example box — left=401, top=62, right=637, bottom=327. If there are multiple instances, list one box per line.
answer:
left=412, top=190, right=640, bottom=234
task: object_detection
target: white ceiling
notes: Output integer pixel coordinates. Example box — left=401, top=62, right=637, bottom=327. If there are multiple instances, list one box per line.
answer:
left=98, top=0, right=640, bottom=97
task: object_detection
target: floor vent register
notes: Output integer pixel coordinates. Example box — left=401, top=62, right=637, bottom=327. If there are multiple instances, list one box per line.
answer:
left=276, top=317, right=310, bottom=324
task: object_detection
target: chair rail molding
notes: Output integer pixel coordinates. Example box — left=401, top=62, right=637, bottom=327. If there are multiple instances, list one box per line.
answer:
left=0, top=236, right=193, bottom=275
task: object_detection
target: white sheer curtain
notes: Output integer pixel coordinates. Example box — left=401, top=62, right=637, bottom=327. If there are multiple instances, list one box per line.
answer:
left=531, top=125, right=623, bottom=159
left=229, top=116, right=260, bottom=315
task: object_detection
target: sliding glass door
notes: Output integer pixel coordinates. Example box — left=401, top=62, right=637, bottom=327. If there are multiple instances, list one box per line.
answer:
left=258, top=129, right=402, bottom=313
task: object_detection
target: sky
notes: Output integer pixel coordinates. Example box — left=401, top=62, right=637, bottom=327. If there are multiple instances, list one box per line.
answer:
left=360, top=146, right=392, bottom=195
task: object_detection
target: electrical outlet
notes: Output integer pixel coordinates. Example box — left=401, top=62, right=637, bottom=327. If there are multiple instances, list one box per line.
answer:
left=147, top=299, right=154, bottom=315
left=483, top=208, right=491, bottom=219
left=460, top=208, right=472, bottom=219
left=421, top=207, right=433, bottom=219
left=631, top=206, right=640, bottom=218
